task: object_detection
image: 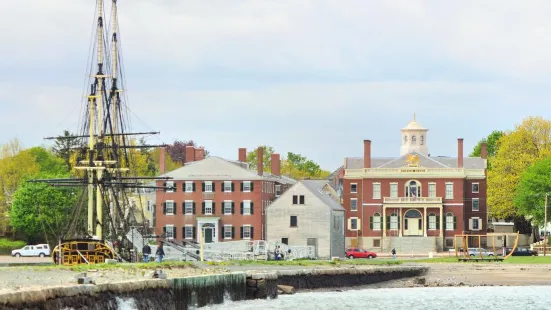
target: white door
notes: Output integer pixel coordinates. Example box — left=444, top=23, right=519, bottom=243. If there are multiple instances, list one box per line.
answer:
left=405, top=218, right=421, bottom=236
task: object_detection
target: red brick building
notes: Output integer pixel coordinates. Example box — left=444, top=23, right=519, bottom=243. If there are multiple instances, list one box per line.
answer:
left=340, top=115, right=487, bottom=252
left=155, top=148, right=295, bottom=243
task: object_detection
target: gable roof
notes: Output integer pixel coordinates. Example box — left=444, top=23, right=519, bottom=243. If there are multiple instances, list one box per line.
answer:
left=301, top=180, right=345, bottom=211
left=345, top=152, right=486, bottom=170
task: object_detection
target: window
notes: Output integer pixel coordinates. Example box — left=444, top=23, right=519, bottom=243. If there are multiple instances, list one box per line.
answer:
left=242, top=181, right=252, bottom=192
left=224, top=225, right=233, bottom=239
left=371, top=213, right=381, bottom=231
left=223, top=201, right=232, bottom=215
left=204, top=181, right=213, bottom=193
left=165, top=201, right=175, bottom=215
left=203, top=200, right=213, bottom=215
left=147, top=201, right=151, bottom=212
left=165, top=225, right=175, bottom=240
left=446, top=212, right=455, bottom=231
left=281, top=238, right=288, bottom=245
left=350, top=183, right=357, bottom=193
left=350, top=198, right=358, bottom=211
left=472, top=198, right=480, bottom=211
left=406, top=180, right=420, bottom=198
left=184, top=226, right=194, bottom=239
left=184, top=201, right=194, bottom=215
left=373, top=239, right=381, bottom=247
left=242, top=200, right=251, bottom=215
left=166, top=181, right=175, bottom=193
left=299, top=195, right=305, bottom=204
left=472, top=218, right=479, bottom=230
left=350, top=218, right=358, bottom=230
left=428, top=213, right=436, bottom=230
left=390, top=183, right=398, bottom=198
left=290, top=216, right=298, bottom=227
left=242, top=225, right=252, bottom=239
left=292, top=195, right=298, bottom=204
left=412, top=135, right=417, bottom=144
left=428, top=183, right=436, bottom=198
left=184, top=181, right=194, bottom=193
left=420, top=135, right=424, bottom=145
left=472, top=183, right=479, bottom=193
left=390, top=212, right=398, bottom=230
left=404, top=135, right=408, bottom=144
left=275, top=185, right=282, bottom=196
left=445, top=183, right=453, bottom=199
left=373, top=183, right=381, bottom=199
left=224, top=181, right=233, bottom=192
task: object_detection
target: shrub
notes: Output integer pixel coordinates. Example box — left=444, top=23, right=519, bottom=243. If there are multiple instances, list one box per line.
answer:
left=0, top=239, right=26, bottom=255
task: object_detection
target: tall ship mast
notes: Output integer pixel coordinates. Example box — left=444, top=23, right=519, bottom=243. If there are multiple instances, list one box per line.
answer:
left=34, top=0, right=170, bottom=265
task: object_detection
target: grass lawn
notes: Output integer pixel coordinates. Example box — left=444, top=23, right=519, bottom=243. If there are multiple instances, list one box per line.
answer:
left=412, top=256, right=551, bottom=264
left=17, top=261, right=195, bottom=272
left=206, top=259, right=402, bottom=267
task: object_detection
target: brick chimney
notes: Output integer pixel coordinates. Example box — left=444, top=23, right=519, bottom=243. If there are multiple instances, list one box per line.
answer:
left=185, top=145, right=195, bottom=163
left=271, top=153, right=281, bottom=176
left=257, top=146, right=264, bottom=176
left=195, top=147, right=205, bottom=160
left=363, top=140, right=371, bottom=168
left=457, top=138, right=464, bottom=168
left=481, top=142, right=488, bottom=159
left=238, top=148, right=247, bottom=162
left=159, top=147, right=166, bottom=174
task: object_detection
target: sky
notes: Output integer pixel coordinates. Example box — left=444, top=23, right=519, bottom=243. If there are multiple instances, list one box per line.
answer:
left=1, top=0, right=551, bottom=171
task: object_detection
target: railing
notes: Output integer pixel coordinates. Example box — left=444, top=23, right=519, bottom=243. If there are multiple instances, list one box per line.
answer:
left=384, top=197, right=442, bottom=203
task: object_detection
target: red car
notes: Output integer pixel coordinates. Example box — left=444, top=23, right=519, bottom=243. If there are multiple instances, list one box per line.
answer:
left=346, top=248, right=377, bottom=259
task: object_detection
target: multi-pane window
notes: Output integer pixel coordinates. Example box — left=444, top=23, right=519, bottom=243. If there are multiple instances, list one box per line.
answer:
left=428, top=183, right=436, bottom=198
left=242, top=225, right=251, bottom=239
left=165, top=225, right=174, bottom=239
left=446, top=213, right=454, bottom=231
left=390, top=213, right=398, bottom=230
left=166, top=201, right=175, bottom=215
left=390, top=183, right=398, bottom=198
left=224, top=181, right=232, bottom=192
left=224, top=201, right=233, bottom=215
left=472, top=218, right=480, bottom=230
left=472, top=183, right=479, bottom=193
left=224, top=225, right=233, bottom=239
left=275, top=185, right=282, bottom=196
left=204, top=200, right=213, bottom=215
left=350, top=183, right=357, bottom=193
left=472, top=199, right=480, bottom=211
left=350, top=218, right=358, bottom=230
left=372, top=213, right=381, bottom=230
left=243, top=200, right=251, bottom=215
left=185, top=181, right=194, bottom=193
left=350, top=199, right=358, bottom=211
left=373, top=183, right=381, bottom=199
left=429, top=213, right=436, bottom=230
left=204, top=181, right=213, bottom=192
left=445, top=183, right=453, bottom=199
left=184, top=226, right=194, bottom=239
left=184, top=201, right=193, bottom=215
left=166, top=181, right=175, bottom=193
left=242, top=181, right=251, bottom=192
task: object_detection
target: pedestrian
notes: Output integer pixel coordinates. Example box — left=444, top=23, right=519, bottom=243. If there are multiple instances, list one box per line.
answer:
left=143, top=243, right=151, bottom=263
left=156, top=243, right=165, bottom=263
left=274, top=246, right=280, bottom=261
left=391, top=248, right=397, bottom=259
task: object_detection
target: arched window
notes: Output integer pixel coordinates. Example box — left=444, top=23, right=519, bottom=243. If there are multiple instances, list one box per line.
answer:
left=412, top=135, right=417, bottom=144
left=405, top=180, right=421, bottom=198
left=403, top=135, right=408, bottom=144
left=446, top=212, right=455, bottom=231
left=390, top=212, right=399, bottom=230
left=420, top=135, right=424, bottom=145
left=428, top=212, right=436, bottom=230
left=372, top=213, right=381, bottom=230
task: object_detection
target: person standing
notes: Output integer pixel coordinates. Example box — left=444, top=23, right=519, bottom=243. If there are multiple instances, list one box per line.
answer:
left=391, top=248, right=397, bottom=259
left=143, top=244, right=151, bottom=263
left=156, top=243, right=165, bottom=263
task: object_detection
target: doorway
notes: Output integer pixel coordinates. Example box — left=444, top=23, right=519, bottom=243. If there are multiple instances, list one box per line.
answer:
left=404, top=209, right=423, bottom=236
left=203, top=223, right=215, bottom=243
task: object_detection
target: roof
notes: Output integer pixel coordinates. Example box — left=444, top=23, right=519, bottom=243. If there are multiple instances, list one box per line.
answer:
left=345, top=152, right=486, bottom=170
left=160, top=156, right=295, bottom=184
left=301, top=180, right=345, bottom=211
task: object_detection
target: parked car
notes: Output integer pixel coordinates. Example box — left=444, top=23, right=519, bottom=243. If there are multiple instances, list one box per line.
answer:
left=468, top=247, right=495, bottom=256
left=11, top=244, right=51, bottom=257
left=346, top=248, right=377, bottom=259
left=505, top=247, right=538, bottom=256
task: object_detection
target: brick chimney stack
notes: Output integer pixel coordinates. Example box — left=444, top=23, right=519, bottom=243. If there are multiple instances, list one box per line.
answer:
left=159, top=147, right=166, bottom=174
left=481, top=142, right=488, bottom=159
left=238, top=148, right=247, bottom=162
left=457, top=138, right=464, bottom=168
left=271, top=153, right=281, bottom=176
left=363, top=140, right=371, bottom=168
left=195, top=147, right=205, bottom=160
left=185, top=145, right=195, bottom=163
left=257, top=146, right=264, bottom=176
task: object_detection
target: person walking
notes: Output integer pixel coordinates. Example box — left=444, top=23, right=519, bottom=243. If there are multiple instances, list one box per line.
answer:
left=391, top=248, right=397, bottom=259
left=156, top=243, right=165, bottom=263
left=143, top=243, right=151, bottom=263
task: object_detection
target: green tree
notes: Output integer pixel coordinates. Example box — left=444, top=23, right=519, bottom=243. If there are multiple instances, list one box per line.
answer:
left=470, top=130, right=504, bottom=160
left=514, top=157, right=551, bottom=224
left=246, top=146, right=274, bottom=172
left=25, top=147, right=68, bottom=175
left=51, top=130, right=82, bottom=171
left=282, top=152, right=329, bottom=179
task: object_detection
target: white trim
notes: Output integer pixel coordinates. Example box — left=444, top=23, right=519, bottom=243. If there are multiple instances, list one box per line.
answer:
left=472, top=198, right=480, bottom=211
left=184, top=181, right=193, bottom=193
left=443, top=203, right=463, bottom=206
left=350, top=198, right=358, bottom=211
left=223, top=181, right=232, bottom=193
left=372, top=182, right=381, bottom=199
left=223, top=224, right=233, bottom=240
left=204, top=181, right=213, bottom=193
left=204, top=200, right=213, bottom=215
left=166, top=181, right=175, bottom=193
left=242, top=181, right=252, bottom=192
left=184, top=200, right=193, bottom=215
left=223, top=200, right=233, bottom=215
left=165, top=224, right=175, bottom=240
left=350, top=183, right=358, bottom=193
left=445, top=182, right=454, bottom=199
left=348, top=217, right=360, bottom=231
left=243, top=200, right=252, bottom=215
left=165, top=200, right=175, bottom=215
left=184, top=225, right=193, bottom=240
left=472, top=182, right=480, bottom=193
left=363, top=203, right=383, bottom=206
left=242, top=224, right=252, bottom=239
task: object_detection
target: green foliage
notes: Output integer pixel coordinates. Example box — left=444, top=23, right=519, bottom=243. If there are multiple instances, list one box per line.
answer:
left=207, top=259, right=401, bottom=267
left=0, top=238, right=26, bottom=255
left=51, top=130, right=82, bottom=171
left=246, top=145, right=274, bottom=172
left=470, top=130, right=504, bottom=158
left=25, top=147, right=68, bottom=175
left=246, top=146, right=330, bottom=179
left=514, top=157, right=551, bottom=224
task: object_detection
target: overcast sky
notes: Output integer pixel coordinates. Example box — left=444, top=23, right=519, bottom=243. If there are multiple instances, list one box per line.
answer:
left=1, top=0, right=551, bottom=170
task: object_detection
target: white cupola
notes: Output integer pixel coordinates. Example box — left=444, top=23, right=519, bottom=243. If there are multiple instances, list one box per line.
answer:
left=400, top=113, right=429, bottom=156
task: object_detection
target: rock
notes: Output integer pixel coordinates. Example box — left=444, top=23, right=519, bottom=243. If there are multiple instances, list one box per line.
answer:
left=247, top=279, right=257, bottom=287
left=77, top=277, right=94, bottom=285
left=277, top=285, right=295, bottom=295
left=152, top=270, right=167, bottom=279
left=105, top=259, right=118, bottom=264
left=413, top=277, right=426, bottom=285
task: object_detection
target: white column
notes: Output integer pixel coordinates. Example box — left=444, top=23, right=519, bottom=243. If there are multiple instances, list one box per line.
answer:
left=440, top=205, right=444, bottom=251
left=382, top=206, right=387, bottom=249
left=398, top=208, right=403, bottom=237
left=423, top=206, right=428, bottom=237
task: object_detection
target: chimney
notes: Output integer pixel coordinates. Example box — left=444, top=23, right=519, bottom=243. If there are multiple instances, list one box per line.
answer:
left=363, top=140, right=371, bottom=168
left=257, top=146, right=264, bottom=176
left=185, top=145, right=195, bottom=163
left=195, top=147, right=205, bottom=160
left=238, top=148, right=247, bottom=162
left=271, top=153, right=281, bottom=176
left=159, top=147, right=166, bottom=174
left=481, top=142, right=488, bottom=159
left=457, top=138, right=464, bottom=168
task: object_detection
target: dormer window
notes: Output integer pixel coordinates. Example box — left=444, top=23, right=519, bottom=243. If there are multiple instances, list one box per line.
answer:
left=420, top=135, right=424, bottom=145
left=412, top=136, right=417, bottom=145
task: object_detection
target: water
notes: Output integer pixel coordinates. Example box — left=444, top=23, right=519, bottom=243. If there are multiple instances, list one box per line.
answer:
left=203, top=286, right=551, bottom=310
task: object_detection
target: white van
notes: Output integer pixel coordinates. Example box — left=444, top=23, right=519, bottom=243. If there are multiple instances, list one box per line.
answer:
left=11, top=244, right=51, bottom=257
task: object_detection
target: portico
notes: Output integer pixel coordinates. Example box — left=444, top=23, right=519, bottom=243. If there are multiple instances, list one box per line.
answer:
left=382, top=202, right=444, bottom=238
left=196, top=217, right=220, bottom=243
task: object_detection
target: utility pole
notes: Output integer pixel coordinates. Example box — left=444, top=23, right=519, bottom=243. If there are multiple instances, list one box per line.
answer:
left=545, top=193, right=548, bottom=257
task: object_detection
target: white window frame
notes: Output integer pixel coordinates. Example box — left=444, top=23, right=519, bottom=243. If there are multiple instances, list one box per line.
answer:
left=372, top=182, right=381, bottom=199
left=350, top=198, right=358, bottom=211
left=184, top=200, right=193, bottom=215
left=166, top=181, right=175, bottom=193
left=243, top=181, right=251, bottom=192
left=224, top=225, right=233, bottom=239
left=390, top=214, right=398, bottom=230
left=185, top=181, right=193, bottom=193
left=373, top=213, right=381, bottom=231
left=446, top=213, right=454, bottom=231
left=165, top=224, right=174, bottom=240
left=390, top=183, right=398, bottom=198
left=224, top=200, right=232, bottom=215
left=184, top=225, right=194, bottom=240
left=204, top=200, right=213, bottom=215
left=350, top=217, right=358, bottom=230
left=275, top=184, right=282, bottom=196
left=445, top=182, right=454, bottom=199
left=243, top=200, right=251, bottom=215
left=429, top=213, right=436, bottom=230
left=242, top=225, right=252, bottom=239
left=472, top=198, right=480, bottom=211
left=350, top=183, right=357, bottom=193
left=472, top=183, right=479, bottom=193
left=471, top=217, right=481, bottom=231
left=204, top=181, right=213, bottom=193
left=428, top=182, right=436, bottom=198
left=224, top=181, right=232, bottom=192
left=166, top=200, right=175, bottom=215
